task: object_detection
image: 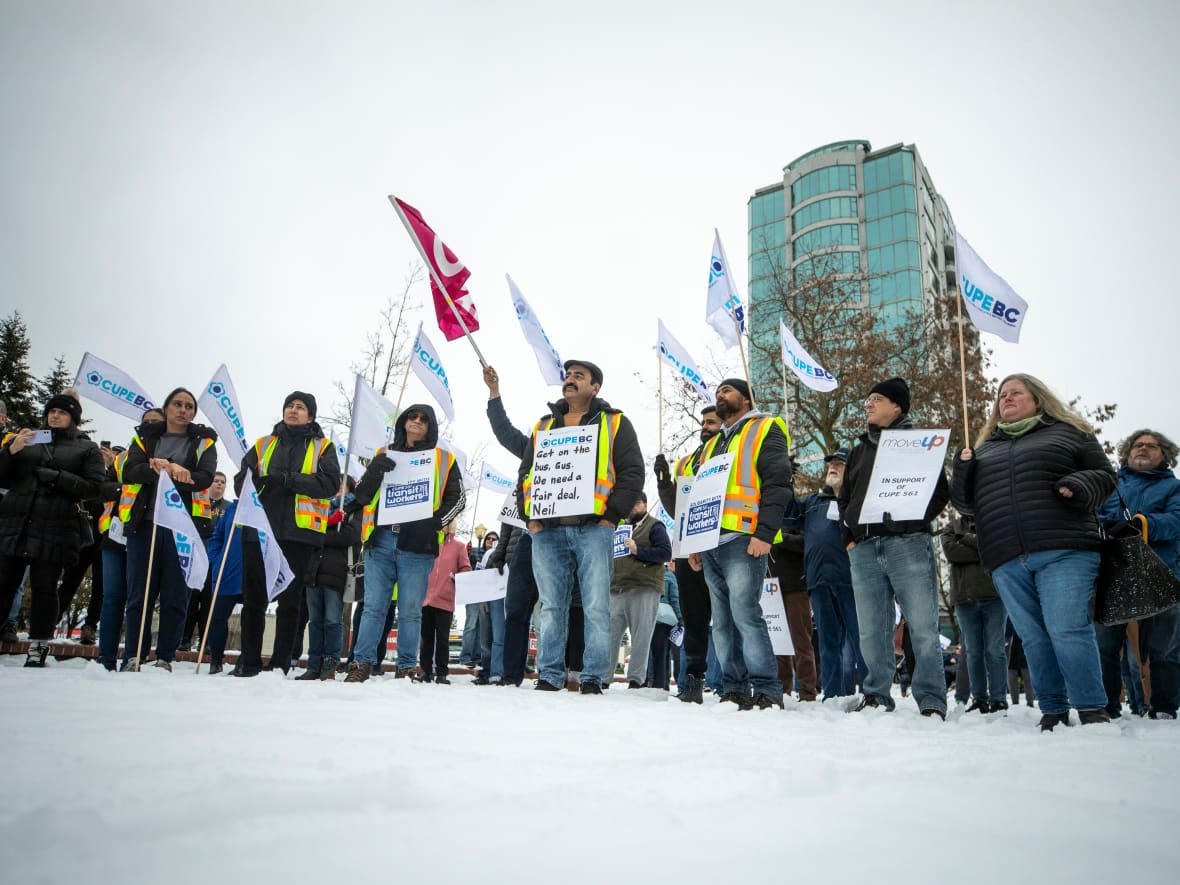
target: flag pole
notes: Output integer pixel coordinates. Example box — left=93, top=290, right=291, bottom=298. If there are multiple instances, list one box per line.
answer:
left=388, top=196, right=489, bottom=369
left=780, top=364, right=794, bottom=455
left=194, top=524, right=236, bottom=674
left=657, top=353, right=665, bottom=454
left=954, top=290, right=972, bottom=447
left=732, top=312, right=755, bottom=410
left=387, top=357, right=414, bottom=446
left=133, top=520, right=161, bottom=671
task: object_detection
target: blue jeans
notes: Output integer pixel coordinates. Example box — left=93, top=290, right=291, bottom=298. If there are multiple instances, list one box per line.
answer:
left=849, top=533, right=945, bottom=713
left=530, top=522, right=614, bottom=687
left=991, top=549, right=1105, bottom=715
left=98, top=546, right=127, bottom=670
left=478, top=598, right=506, bottom=679
left=811, top=580, right=866, bottom=698
left=955, top=599, right=1009, bottom=705
left=305, top=585, right=344, bottom=670
left=353, top=529, right=435, bottom=669
left=460, top=603, right=482, bottom=665
left=701, top=538, right=781, bottom=696
left=206, top=592, right=239, bottom=664
left=125, top=525, right=192, bottom=664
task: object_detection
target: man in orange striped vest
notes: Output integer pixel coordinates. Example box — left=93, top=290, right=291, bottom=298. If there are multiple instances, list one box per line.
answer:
left=686, top=378, right=793, bottom=710
left=233, top=391, right=340, bottom=676
left=516, top=359, right=645, bottom=694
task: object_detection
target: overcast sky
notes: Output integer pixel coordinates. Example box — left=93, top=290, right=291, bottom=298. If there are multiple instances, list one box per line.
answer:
left=3, top=0, right=1177, bottom=527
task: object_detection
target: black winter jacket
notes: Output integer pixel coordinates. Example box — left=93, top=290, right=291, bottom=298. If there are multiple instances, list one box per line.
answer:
left=949, top=417, right=1116, bottom=572
left=350, top=404, right=465, bottom=556
left=515, top=396, right=644, bottom=527
left=939, top=516, right=1000, bottom=605
left=838, top=416, right=949, bottom=545
left=123, top=421, right=219, bottom=534
left=769, top=530, right=807, bottom=593
left=235, top=421, right=340, bottom=548
left=304, top=510, right=361, bottom=592
left=700, top=411, right=793, bottom=544
left=0, top=427, right=106, bottom=565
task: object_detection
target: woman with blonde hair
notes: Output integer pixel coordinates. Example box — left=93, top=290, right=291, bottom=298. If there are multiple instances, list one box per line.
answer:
left=951, top=373, right=1116, bottom=731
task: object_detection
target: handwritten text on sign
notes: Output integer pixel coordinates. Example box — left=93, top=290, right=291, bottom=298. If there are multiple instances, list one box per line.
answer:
left=858, top=429, right=950, bottom=524
left=529, top=424, right=599, bottom=519
left=377, top=450, right=436, bottom=525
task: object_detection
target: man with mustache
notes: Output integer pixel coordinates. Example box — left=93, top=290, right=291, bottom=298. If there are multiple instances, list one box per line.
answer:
left=517, top=360, right=644, bottom=693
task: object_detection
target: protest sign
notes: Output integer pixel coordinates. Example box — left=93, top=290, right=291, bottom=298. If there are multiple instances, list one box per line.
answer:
left=497, top=490, right=526, bottom=530
left=613, top=524, right=632, bottom=558
left=671, top=475, right=695, bottom=559
left=528, top=424, right=599, bottom=519
left=760, top=578, right=794, bottom=656
left=678, top=453, right=733, bottom=555
left=455, top=568, right=508, bottom=606
left=858, top=429, right=950, bottom=524
left=377, top=450, right=436, bottom=525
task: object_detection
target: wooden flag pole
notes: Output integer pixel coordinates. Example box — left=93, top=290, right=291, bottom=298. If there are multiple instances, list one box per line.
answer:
left=194, top=523, right=237, bottom=674
left=954, top=290, right=972, bottom=447
left=658, top=354, right=665, bottom=454
left=133, top=521, right=161, bottom=671
left=780, top=365, right=794, bottom=456
left=387, top=357, right=414, bottom=446
left=388, top=195, right=488, bottom=369
left=732, top=312, right=755, bottom=410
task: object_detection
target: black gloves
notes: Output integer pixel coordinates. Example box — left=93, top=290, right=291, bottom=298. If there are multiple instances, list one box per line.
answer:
left=35, top=467, right=60, bottom=486
left=654, top=453, right=670, bottom=484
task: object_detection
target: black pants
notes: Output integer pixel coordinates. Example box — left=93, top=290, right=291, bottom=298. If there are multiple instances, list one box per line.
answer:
left=675, top=558, right=711, bottom=678
left=181, top=568, right=213, bottom=647
left=648, top=621, right=673, bottom=689
left=565, top=605, right=585, bottom=673
left=420, top=605, right=451, bottom=678
left=240, top=539, right=313, bottom=671
left=502, top=533, right=538, bottom=685
left=0, top=556, right=64, bottom=640
left=125, top=525, right=192, bottom=663
left=56, top=540, right=103, bottom=629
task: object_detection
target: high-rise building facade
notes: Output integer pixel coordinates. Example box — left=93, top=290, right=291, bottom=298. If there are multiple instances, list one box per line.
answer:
left=747, top=140, right=957, bottom=432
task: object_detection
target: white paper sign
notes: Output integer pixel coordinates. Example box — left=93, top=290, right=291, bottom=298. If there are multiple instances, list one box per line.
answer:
left=455, top=567, right=509, bottom=605
left=678, top=452, right=734, bottom=556
left=827, top=500, right=839, bottom=520
left=377, top=450, right=436, bottom=526
left=760, top=578, right=795, bottom=656
left=858, top=429, right=950, bottom=524
left=497, top=490, right=526, bottom=530
left=671, top=475, right=695, bottom=559
left=669, top=624, right=685, bottom=647
left=528, top=424, right=599, bottom=519
left=107, top=516, right=127, bottom=546
left=613, top=524, right=632, bottom=558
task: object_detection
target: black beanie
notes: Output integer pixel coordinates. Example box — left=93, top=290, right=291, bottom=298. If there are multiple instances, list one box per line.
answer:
left=869, top=377, right=910, bottom=414
left=44, top=394, right=82, bottom=427
left=718, top=377, right=753, bottom=405
left=283, top=391, right=317, bottom=421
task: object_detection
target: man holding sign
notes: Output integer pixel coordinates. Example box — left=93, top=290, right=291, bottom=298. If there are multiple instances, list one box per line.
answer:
left=346, top=403, right=465, bottom=682
left=838, top=377, right=950, bottom=718
left=686, top=379, right=793, bottom=711
left=517, top=359, right=644, bottom=693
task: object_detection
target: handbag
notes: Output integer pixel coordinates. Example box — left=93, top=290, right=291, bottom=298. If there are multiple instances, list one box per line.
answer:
left=1094, top=492, right=1180, bottom=626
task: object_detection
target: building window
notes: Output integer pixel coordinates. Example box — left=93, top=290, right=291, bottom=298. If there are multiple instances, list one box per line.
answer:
left=867, top=241, right=921, bottom=274
left=865, top=184, right=916, bottom=219
left=863, top=151, right=914, bottom=193
left=794, top=251, right=861, bottom=279
left=749, top=189, right=784, bottom=228
left=866, top=211, right=919, bottom=245
left=793, top=223, right=859, bottom=256
left=792, top=196, right=858, bottom=233
left=791, top=165, right=857, bottom=204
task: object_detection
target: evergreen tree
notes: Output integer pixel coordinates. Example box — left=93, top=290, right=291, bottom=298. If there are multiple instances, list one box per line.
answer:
left=0, top=311, right=38, bottom=429
left=36, top=354, right=74, bottom=405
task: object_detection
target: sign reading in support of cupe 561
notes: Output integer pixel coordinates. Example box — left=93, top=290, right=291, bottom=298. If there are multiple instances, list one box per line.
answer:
left=377, top=450, right=437, bottom=525
left=858, top=428, right=950, bottom=524
left=529, top=424, right=599, bottom=519
left=760, top=578, right=795, bottom=656
left=677, top=452, right=734, bottom=556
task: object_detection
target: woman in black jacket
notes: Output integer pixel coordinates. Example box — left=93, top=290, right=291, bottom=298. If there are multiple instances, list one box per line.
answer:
left=951, top=374, right=1116, bottom=730
left=0, top=394, right=106, bottom=666
left=121, top=387, right=218, bottom=670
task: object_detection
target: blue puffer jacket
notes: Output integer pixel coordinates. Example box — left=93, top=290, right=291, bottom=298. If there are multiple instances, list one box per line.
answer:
left=785, top=489, right=852, bottom=590
left=1097, top=465, right=1180, bottom=576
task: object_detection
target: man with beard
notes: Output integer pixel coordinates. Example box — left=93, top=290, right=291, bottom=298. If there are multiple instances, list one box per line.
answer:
left=686, top=380, right=792, bottom=710
left=654, top=404, right=722, bottom=702
left=233, top=391, right=340, bottom=676
left=518, top=359, right=644, bottom=694
left=838, top=377, right=949, bottom=717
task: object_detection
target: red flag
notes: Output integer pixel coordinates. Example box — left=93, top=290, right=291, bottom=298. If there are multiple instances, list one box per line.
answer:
left=393, top=197, right=479, bottom=341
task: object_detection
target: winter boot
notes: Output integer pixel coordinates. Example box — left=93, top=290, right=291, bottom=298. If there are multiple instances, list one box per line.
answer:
left=1038, top=712, right=1072, bottom=731
left=294, top=666, right=322, bottom=681
left=0, top=620, right=18, bottom=643
left=79, top=624, right=97, bottom=645
left=754, top=691, right=785, bottom=710
left=676, top=674, right=704, bottom=704
left=1078, top=708, right=1112, bottom=725
left=344, top=661, right=371, bottom=683
left=24, top=641, right=49, bottom=668
left=319, top=660, right=337, bottom=681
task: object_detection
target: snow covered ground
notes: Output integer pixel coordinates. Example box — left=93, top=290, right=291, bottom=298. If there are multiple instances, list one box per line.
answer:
left=3, top=655, right=1178, bottom=885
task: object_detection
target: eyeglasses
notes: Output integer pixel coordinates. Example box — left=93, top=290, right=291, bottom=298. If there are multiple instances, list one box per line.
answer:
left=864, top=395, right=888, bottom=406
left=404, top=413, right=426, bottom=423
left=1131, top=442, right=1161, bottom=451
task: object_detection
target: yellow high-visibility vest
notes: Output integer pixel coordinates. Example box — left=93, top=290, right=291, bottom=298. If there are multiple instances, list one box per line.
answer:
left=255, top=435, right=334, bottom=534
left=360, top=448, right=456, bottom=543
left=521, top=412, right=622, bottom=518
left=118, top=436, right=215, bottom=523
left=698, top=415, right=790, bottom=536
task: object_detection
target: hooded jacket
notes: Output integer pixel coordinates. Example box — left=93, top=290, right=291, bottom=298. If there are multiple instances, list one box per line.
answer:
left=1097, top=463, right=1180, bottom=576
left=0, top=426, right=106, bottom=565
left=351, top=403, right=465, bottom=555
left=784, top=487, right=852, bottom=591
left=234, top=420, right=340, bottom=548
left=949, top=417, right=1116, bottom=572
left=838, top=415, right=949, bottom=545
left=122, top=421, right=219, bottom=534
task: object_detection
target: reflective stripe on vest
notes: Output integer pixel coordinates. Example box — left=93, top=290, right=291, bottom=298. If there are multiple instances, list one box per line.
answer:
left=674, top=450, right=700, bottom=478
left=521, top=412, right=622, bottom=518
left=99, top=450, right=129, bottom=534
left=256, top=435, right=333, bottom=534
left=360, top=447, right=455, bottom=544
left=117, top=436, right=213, bottom=523
left=698, top=415, right=789, bottom=535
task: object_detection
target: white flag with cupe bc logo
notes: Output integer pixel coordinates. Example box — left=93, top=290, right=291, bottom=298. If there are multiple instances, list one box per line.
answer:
left=706, top=229, right=746, bottom=348
left=779, top=320, right=838, bottom=392
left=330, top=431, right=364, bottom=482
left=349, top=375, right=399, bottom=459
left=480, top=463, right=516, bottom=495
left=233, top=472, right=295, bottom=601
left=410, top=322, right=456, bottom=422
left=74, top=352, right=157, bottom=422
left=152, top=472, right=210, bottom=591
left=954, top=232, right=1028, bottom=343
left=507, top=274, right=565, bottom=386
left=657, top=319, right=714, bottom=403
left=198, top=364, right=250, bottom=463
